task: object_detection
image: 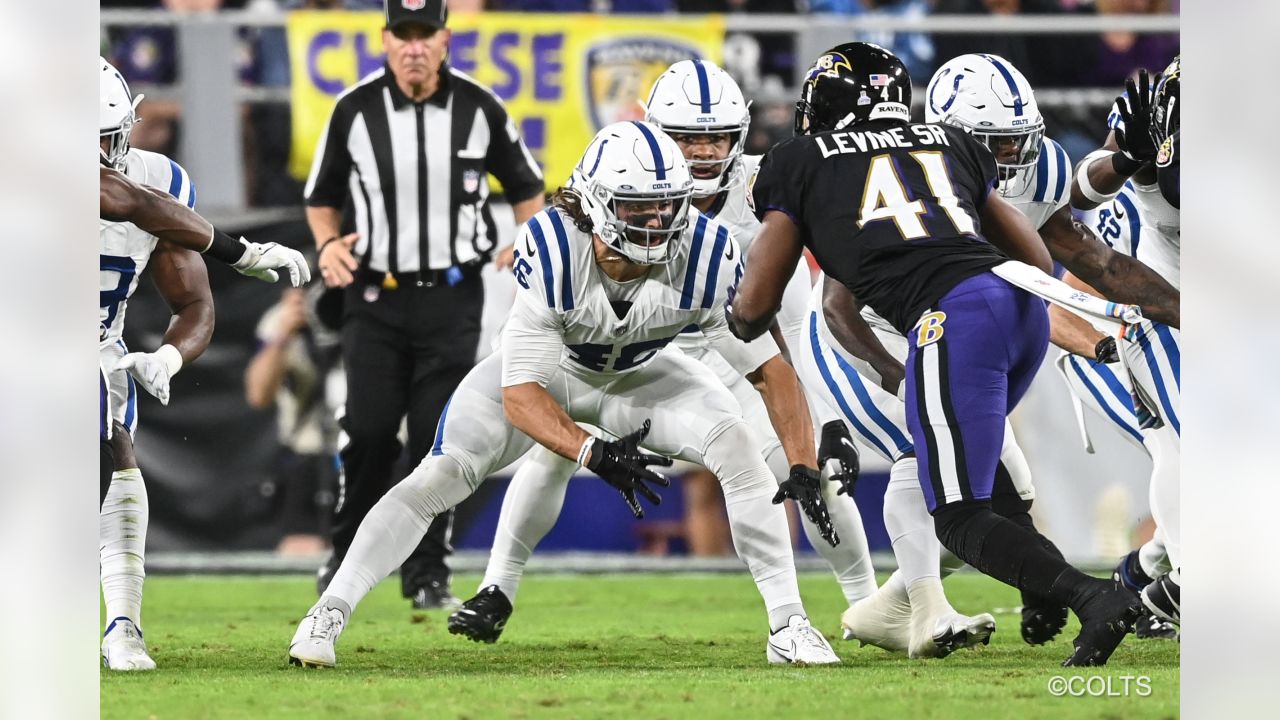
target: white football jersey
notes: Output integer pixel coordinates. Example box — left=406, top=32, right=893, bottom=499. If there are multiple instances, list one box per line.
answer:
left=705, top=154, right=762, bottom=254
left=1105, top=100, right=1180, bottom=288
left=99, top=149, right=196, bottom=346
left=501, top=205, right=778, bottom=387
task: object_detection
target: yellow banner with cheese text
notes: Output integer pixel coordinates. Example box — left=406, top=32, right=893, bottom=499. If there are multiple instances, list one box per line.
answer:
left=287, top=11, right=725, bottom=192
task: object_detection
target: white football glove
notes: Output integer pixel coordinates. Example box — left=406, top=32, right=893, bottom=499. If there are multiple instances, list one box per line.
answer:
left=231, top=238, right=312, bottom=287
left=114, top=344, right=183, bottom=406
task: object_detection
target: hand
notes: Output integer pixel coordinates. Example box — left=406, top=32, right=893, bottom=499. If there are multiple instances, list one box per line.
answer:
left=233, top=239, right=312, bottom=287
left=493, top=243, right=516, bottom=271
left=773, top=465, right=840, bottom=547
left=1115, top=70, right=1158, bottom=165
left=585, top=420, right=673, bottom=519
left=818, top=420, right=860, bottom=497
left=1093, top=336, right=1119, bottom=364
left=114, top=345, right=182, bottom=406
left=880, top=364, right=906, bottom=400
left=318, top=233, right=359, bottom=288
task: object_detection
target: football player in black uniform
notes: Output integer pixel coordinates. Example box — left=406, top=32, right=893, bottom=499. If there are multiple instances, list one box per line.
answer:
left=728, top=42, right=1143, bottom=666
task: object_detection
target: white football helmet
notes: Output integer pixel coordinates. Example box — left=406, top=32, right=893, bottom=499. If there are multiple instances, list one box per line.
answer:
left=567, top=121, right=693, bottom=265
left=925, top=54, right=1044, bottom=197
left=100, top=57, right=143, bottom=170
left=644, top=59, right=750, bottom=198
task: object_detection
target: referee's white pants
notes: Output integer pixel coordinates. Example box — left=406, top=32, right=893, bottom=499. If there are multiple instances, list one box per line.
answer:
left=324, top=350, right=804, bottom=618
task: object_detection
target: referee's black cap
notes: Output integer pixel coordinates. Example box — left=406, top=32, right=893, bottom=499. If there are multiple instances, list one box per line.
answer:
left=385, top=0, right=448, bottom=32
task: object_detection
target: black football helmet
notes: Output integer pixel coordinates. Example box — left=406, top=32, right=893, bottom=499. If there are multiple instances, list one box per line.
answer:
left=794, top=42, right=912, bottom=136
left=1151, top=55, right=1179, bottom=145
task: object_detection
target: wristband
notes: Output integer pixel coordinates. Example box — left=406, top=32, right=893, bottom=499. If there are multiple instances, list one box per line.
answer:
left=155, top=344, right=184, bottom=377
left=576, top=436, right=596, bottom=467
left=1074, top=154, right=1120, bottom=205
left=318, top=235, right=341, bottom=258
left=1110, top=151, right=1145, bottom=177
left=205, top=228, right=247, bottom=264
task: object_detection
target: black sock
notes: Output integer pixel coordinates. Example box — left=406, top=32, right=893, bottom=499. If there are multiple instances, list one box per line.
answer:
left=100, top=437, right=115, bottom=508
left=933, top=500, right=1098, bottom=610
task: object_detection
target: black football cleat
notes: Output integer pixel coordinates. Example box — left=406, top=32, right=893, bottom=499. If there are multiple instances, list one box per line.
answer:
left=1141, top=570, right=1180, bottom=626
left=1020, top=592, right=1069, bottom=646
left=315, top=555, right=339, bottom=596
left=448, top=585, right=513, bottom=644
left=1062, top=584, right=1143, bottom=667
left=1112, top=550, right=1155, bottom=595
left=1134, top=607, right=1179, bottom=640
left=409, top=577, right=461, bottom=610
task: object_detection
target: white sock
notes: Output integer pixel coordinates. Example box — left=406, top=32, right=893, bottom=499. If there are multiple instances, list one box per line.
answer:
left=796, top=463, right=877, bottom=605
left=101, top=468, right=148, bottom=629
left=324, top=455, right=476, bottom=613
left=1140, top=529, right=1172, bottom=579
left=703, top=423, right=804, bottom=628
left=1145, top=424, right=1181, bottom=568
left=480, top=447, right=575, bottom=602
left=882, top=457, right=943, bottom=590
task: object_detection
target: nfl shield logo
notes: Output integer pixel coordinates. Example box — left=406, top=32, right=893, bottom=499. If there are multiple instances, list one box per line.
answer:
left=402, top=0, right=427, bottom=9
left=463, top=168, right=480, bottom=194
left=585, top=39, right=701, bottom=130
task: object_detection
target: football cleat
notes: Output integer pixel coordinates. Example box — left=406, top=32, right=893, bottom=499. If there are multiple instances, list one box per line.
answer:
left=410, top=577, right=461, bottom=611
left=766, top=616, right=841, bottom=665
left=448, top=585, right=513, bottom=644
left=315, top=555, right=338, bottom=596
left=840, top=586, right=911, bottom=653
left=101, top=617, right=156, bottom=671
left=1134, top=607, right=1179, bottom=640
left=908, top=611, right=996, bottom=659
left=288, top=605, right=346, bottom=668
left=1020, top=593, right=1069, bottom=645
left=1141, top=570, right=1180, bottom=626
left=1112, top=550, right=1155, bottom=595
left=1062, top=584, right=1142, bottom=667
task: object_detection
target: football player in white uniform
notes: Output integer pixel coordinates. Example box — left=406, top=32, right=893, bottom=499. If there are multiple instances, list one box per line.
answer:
left=99, top=57, right=214, bottom=672
left=801, top=53, right=1181, bottom=656
left=1069, top=57, right=1181, bottom=624
left=289, top=121, right=841, bottom=668
left=447, top=60, right=878, bottom=647
left=99, top=58, right=312, bottom=671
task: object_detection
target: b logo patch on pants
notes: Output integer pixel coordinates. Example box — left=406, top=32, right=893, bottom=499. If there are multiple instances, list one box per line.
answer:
left=915, top=311, right=947, bottom=347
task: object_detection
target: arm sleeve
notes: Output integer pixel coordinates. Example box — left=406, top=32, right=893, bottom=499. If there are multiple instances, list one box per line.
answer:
left=304, top=100, right=354, bottom=208
left=750, top=139, right=806, bottom=226
left=483, top=94, right=545, bottom=204
left=1155, top=132, right=1180, bottom=209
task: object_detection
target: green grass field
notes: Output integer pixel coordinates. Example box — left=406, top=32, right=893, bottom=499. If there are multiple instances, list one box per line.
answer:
left=101, top=572, right=1178, bottom=720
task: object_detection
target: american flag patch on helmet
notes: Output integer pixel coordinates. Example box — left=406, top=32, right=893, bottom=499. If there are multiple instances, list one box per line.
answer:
left=869, top=74, right=890, bottom=86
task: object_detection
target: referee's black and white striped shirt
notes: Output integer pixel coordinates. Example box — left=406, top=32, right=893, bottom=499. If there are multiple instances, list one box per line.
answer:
left=304, top=63, right=544, bottom=273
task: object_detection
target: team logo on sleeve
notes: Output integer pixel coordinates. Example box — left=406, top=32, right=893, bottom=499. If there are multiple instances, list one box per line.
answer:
left=462, top=168, right=481, bottom=194
left=586, top=40, right=702, bottom=130
left=402, top=0, right=426, bottom=9
left=1156, top=136, right=1175, bottom=168
left=915, top=311, right=947, bottom=347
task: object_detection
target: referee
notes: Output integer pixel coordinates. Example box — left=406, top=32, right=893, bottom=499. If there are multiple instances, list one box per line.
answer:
left=304, top=0, right=545, bottom=609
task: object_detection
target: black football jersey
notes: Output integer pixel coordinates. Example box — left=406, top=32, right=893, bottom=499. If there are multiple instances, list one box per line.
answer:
left=752, top=120, right=1007, bottom=334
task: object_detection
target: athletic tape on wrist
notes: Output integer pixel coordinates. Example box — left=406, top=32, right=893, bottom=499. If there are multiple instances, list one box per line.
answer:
left=577, top=437, right=596, bottom=467
left=156, top=344, right=184, bottom=377
left=205, top=228, right=248, bottom=264
left=1075, top=153, right=1120, bottom=205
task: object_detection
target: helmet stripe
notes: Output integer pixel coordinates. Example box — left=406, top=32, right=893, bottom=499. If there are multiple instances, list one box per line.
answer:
left=979, top=54, right=1023, bottom=117
left=693, top=58, right=711, bottom=113
left=630, top=121, right=666, bottom=180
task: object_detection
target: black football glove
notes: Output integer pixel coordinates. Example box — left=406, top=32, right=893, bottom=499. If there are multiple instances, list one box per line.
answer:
left=585, top=420, right=673, bottom=519
left=818, top=420, right=861, bottom=498
left=1115, top=70, right=1158, bottom=166
left=773, top=465, right=839, bottom=547
left=1093, top=336, right=1120, bottom=364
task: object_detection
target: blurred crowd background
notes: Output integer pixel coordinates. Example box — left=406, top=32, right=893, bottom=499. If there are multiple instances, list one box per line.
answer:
left=98, top=1, right=1177, bottom=565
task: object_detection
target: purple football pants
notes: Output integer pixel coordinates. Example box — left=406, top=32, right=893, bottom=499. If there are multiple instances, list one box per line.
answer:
left=904, top=272, right=1049, bottom=512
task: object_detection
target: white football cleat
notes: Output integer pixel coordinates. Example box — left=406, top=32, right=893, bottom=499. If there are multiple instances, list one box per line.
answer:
left=908, top=611, right=995, bottom=659
left=288, top=605, right=346, bottom=668
left=766, top=616, right=841, bottom=665
left=841, top=587, right=912, bottom=653
left=101, top=617, right=156, bottom=671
